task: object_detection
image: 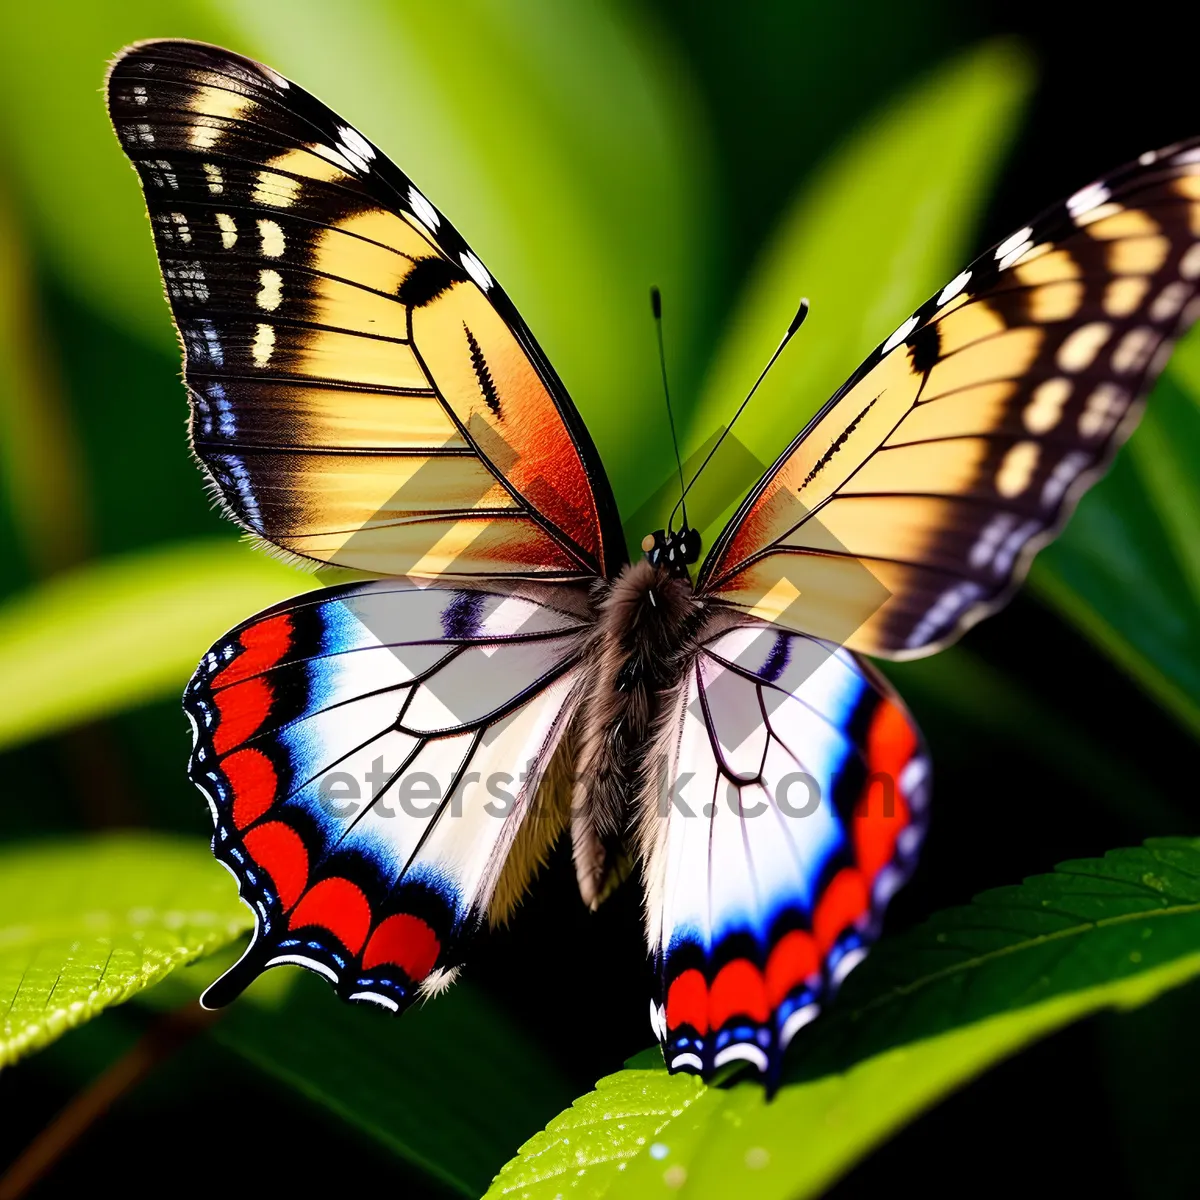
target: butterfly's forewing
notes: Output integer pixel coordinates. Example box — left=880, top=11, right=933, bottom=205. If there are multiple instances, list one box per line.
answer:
left=187, top=578, right=589, bottom=1009
left=700, top=140, right=1200, bottom=656
left=107, top=40, right=622, bottom=580
left=639, top=616, right=928, bottom=1079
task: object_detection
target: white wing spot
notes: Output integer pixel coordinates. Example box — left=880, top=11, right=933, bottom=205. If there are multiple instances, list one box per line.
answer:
left=969, top=512, right=1018, bottom=570
left=252, top=323, right=275, bottom=366
left=256, top=269, right=283, bottom=311
left=347, top=990, right=398, bottom=1012
left=831, top=946, right=868, bottom=988
left=337, top=125, right=375, bottom=160
left=460, top=251, right=493, bottom=291
left=713, top=1044, right=769, bottom=1072
left=1111, top=326, right=1158, bottom=374
left=779, top=1003, right=820, bottom=1050
left=994, top=518, right=1042, bottom=578
left=1179, top=243, right=1200, bottom=280
left=995, top=226, right=1034, bottom=261
left=1041, top=451, right=1090, bottom=507
left=166, top=261, right=209, bottom=303
left=905, top=581, right=984, bottom=648
left=1067, top=182, right=1111, bottom=219
left=1078, top=382, right=1127, bottom=439
left=899, top=756, right=930, bottom=802
left=882, top=315, right=918, bottom=354
left=216, top=212, right=238, bottom=249
left=148, top=160, right=178, bottom=190
left=257, top=219, right=285, bottom=258
left=266, top=954, right=337, bottom=983
left=1150, top=280, right=1192, bottom=321
left=998, top=239, right=1035, bottom=271
left=938, top=270, right=971, bottom=306
left=408, top=186, right=441, bottom=232
left=195, top=317, right=222, bottom=363
left=169, top=212, right=192, bottom=244
left=335, top=124, right=376, bottom=173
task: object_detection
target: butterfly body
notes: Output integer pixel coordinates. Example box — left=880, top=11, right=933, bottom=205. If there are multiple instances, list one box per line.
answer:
left=107, top=38, right=1200, bottom=1083
left=569, top=557, right=703, bottom=907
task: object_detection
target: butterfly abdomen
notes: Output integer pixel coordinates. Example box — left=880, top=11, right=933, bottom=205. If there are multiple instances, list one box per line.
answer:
left=569, top=561, right=702, bottom=908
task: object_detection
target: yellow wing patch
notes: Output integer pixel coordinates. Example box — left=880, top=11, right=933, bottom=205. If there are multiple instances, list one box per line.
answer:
left=701, top=142, right=1200, bottom=655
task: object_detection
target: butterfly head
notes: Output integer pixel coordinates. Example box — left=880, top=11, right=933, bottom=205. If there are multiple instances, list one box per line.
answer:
left=641, top=527, right=701, bottom=578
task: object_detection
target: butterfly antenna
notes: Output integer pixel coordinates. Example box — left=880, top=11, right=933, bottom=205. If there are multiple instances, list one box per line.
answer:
left=670, top=297, right=809, bottom=532
left=651, top=286, right=688, bottom=533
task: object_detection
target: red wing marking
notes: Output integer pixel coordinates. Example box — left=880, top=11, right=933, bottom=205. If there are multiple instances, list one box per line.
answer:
left=212, top=613, right=294, bottom=687
left=813, top=867, right=870, bottom=954
left=765, top=931, right=821, bottom=1008
left=362, top=912, right=441, bottom=980
left=213, top=678, right=274, bottom=755
left=709, top=960, right=770, bottom=1029
left=243, top=820, right=309, bottom=911
left=224, top=748, right=278, bottom=830
left=855, top=699, right=918, bottom=883
left=288, top=876, right=373, bottom=954
left=666, top=968, right=709, bottom=1035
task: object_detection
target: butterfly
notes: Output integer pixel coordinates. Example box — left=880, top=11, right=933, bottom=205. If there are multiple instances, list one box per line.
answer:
left=107, top=39, right=1200, bottom=1083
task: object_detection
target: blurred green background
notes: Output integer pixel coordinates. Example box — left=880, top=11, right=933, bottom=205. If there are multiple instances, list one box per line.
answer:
left=0, top=1, right=1198, bottom=1197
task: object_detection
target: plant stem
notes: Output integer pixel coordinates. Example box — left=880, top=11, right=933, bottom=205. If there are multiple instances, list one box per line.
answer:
left=0, top=1003, right=220, bottom=1199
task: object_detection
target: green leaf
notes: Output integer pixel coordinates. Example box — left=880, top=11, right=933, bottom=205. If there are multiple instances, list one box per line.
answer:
left=678, top=42, right=1031, bottom=548
left=1171, top=321, right=1200, bottom=399
left=0, top=539, right=311, bottom=751
left=1032, top=356, right=1200, bottom=739
left=0, top=834, right=251, bottom=1067
left=214, top=972, right=576, bottom=1198
left=0, top=1, right=238, bottom=351
left=1131, top=366, right=1200, bottom=603
left=487, top=839, right=1200, bottom=1199
left=1095, top=976, right=1200, bottom=1198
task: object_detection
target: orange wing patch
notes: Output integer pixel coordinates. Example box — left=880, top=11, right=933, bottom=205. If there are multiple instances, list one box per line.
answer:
left=410, top=275, right=604, bottom=566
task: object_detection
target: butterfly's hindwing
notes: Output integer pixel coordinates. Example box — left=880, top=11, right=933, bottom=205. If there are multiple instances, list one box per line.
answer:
left=701, top=140, right=1200, bottom=656
left=107, top=40, right=623, bottom=580
left=639, top=619, right=928, bottom=1079
left=186, top=578, right=590, bottom=1010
